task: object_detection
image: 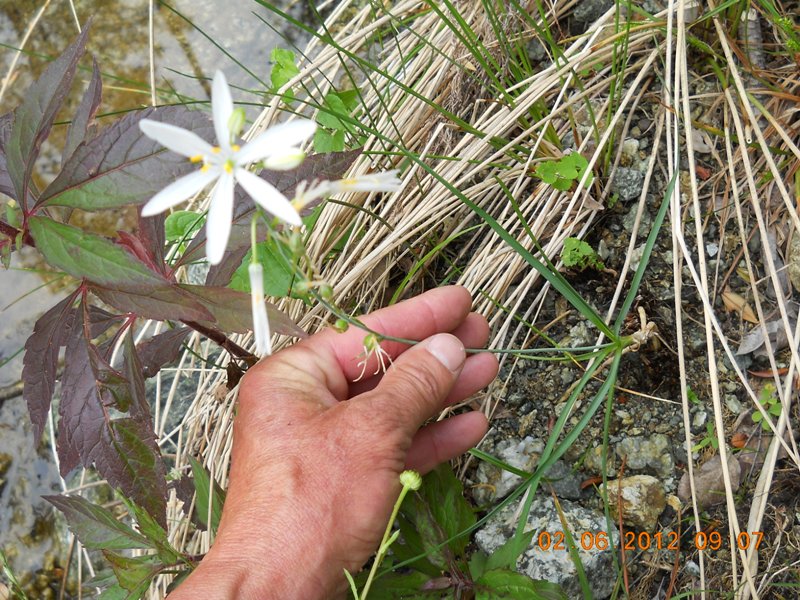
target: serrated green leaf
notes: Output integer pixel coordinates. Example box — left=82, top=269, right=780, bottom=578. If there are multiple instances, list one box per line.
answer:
left=393, top=512, right=443, bottom=577
left=45, top=495, right=151, bottom=551
left=354, top=570, right=444, bottom=599
left=534, top=161, right=559, bottom=184
left=103, top=551, right=161, bottom=595
left=475, top=569, right=568, bottom=600
left=29, top=217, right=166, bottom=292
left=120, top=497, right=178, bottom=564
left=561, top=237, right=604, bottom=271
left=188, top=457, right=226, bottom=535
left=164, top=211, right=204, bottom=243
left=96, top=583, right=129, bottom=600
left=468, top=550, right=489, bottom=580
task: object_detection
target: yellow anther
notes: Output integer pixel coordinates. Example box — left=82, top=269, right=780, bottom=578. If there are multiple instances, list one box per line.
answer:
left=211, top=146, right=221, bottom=154
left=231, top=144, right=241, bottom=152
left=200, top=164, right=210, bottom=173
left=189, top=155, right=204, bottom=163
left=223, top=160, right=234, bottom=174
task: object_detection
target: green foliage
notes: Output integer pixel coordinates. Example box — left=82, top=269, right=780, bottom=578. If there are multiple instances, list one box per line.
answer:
left=362, top=465, right=565, bottom=598
left=692, top=421, right=720, bottom=453
left=189, top=457, right=227, bottom=535
left=46, top=494, right=190, bottom=597
left=561, top=237, right=604, bottom=271
left=752, top=383, right=782, bottom=430
left=534, top=153, right=593, bottom=191
left=270, top=47, right=300, bottom=102
left=229, top=236, right=299, bottom=298
left=314, top=90, right=360, bottom=153
left=165, top=210, right=204, bottom=246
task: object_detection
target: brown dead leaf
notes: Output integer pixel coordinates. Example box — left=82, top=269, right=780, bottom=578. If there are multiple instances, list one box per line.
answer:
left=721, top=288, right=758, bottom=323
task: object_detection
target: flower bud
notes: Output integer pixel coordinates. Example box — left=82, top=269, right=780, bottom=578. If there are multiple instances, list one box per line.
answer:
left=227, top=107, right=247, bottom=139
left=265, top=148, right=306, bottom=171
left=318, top=283, right=334, bottom=301
left=399, top=470, right=422, bottom=491
left=333, top=318, right=349, bottom=333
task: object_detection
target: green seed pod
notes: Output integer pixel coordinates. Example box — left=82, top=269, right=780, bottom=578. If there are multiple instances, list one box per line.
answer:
left=319, top=283, right=334, bottom=301
left=333, top=318, right=349, bottom=333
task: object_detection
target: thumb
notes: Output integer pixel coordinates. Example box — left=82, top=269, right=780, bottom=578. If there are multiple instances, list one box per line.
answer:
left=366, top=333, right=466, bottom=433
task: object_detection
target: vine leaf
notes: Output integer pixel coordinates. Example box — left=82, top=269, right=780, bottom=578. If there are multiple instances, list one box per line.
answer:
left=62, top=57, right=102, bottom=167
left=22, top=293, right=78, bottom=444
left=44, top=494, right=150, bottom=550
left=91, top=285, right=213, bottom=323
left=40, top=105, right=215, bottom=211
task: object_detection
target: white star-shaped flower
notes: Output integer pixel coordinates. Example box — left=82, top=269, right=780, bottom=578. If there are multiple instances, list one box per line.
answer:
left=138, top=70, right=316, bottom=264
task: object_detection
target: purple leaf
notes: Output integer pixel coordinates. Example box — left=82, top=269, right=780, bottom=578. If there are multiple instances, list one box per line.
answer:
left=62, top=58, right=102, bottom=168
left=136, top=211, right=167, bottom=272
left=57, top=307, right=167, bottom=524
left=22, top=292, right=78, bottom=443
left=91, top=285, right=213, bottom=323
left=177, top=148, right=361, bottom=267
left=136, top=327, right=191, bottom=378
left=0, top=112, right=16, bottom=199
left=6, top=25, right=90, bottom=211
left=204, top=245, right=249, bottom=287
left=40, top=105, right=215, bottom=210
left=57, top=308, right=124, bottom=475
left=179, top=284, right=306, bottom=338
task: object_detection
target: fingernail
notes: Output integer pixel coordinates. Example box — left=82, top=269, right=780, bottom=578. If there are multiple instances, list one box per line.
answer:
left=423, top=334, right=465, bottom=372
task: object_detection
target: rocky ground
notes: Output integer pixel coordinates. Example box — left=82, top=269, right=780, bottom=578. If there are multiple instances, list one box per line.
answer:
left=462, top=92, right=800, bottom=598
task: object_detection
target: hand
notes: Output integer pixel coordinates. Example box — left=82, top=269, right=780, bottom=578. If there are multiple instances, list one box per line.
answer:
left=168, top=286, right=499, bottom=599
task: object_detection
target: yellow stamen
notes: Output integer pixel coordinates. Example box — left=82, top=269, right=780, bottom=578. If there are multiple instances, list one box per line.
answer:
left=223, top=160, right=234, bottom=174
left=231, top=144, right=241, bottom=152
left=189, top=154, right=204, bottom=163
left=200, top=164, right=210, bottom=173
left=211, top=146, right=221, bottom=154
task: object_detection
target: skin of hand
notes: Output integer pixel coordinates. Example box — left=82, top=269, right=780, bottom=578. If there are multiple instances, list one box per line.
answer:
left=168, top=286, right=499, bottom=599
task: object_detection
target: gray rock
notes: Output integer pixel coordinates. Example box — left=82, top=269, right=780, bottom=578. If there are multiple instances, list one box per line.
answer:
left=475, top=496, right=618, bottom=599
left=616, top=433, right=674, bottom=478
left=573, top=0, right=614, bottom=24
left=611, top=167, right=644, bottom=202
left=603, top=475, right=666, bottom=531
left=583, top=445, right=618, bottom=477
left=542, top=460, right=583, bottom=500
left=622, top=203, right=651, bottom=237
left=472, top=437, right=544, bottom=505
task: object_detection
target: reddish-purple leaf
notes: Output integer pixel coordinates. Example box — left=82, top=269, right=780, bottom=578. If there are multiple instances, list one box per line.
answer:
left=136, top=211, right=167, bottom=274
left=204, top=245, right=249, bottom=287
left=0, top=112, right=15, bottom=199
left=40, top=105, right=215, bottom=210
left=22, top=292, right=78, bottom=443
left=177, top=149, right=361, bottom=267
left=57, top=307, right=123, bottom=475
left=136, top=327, right=191, bottom=378
left=116, top=231, right=166, bottom=276
left=179, top=284, right=306, bottom=338
left=6, top=25, right=90, bottom=211
left=62, top=58, right=102, bottom=167
left=91, top=285, right=213, bottom=323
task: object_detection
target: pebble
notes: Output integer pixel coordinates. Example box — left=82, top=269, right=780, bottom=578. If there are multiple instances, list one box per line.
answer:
left=472, top=436, right=544, bottom=505
left=603, top=475, right=667, bottom=531
left=616, top=433, right=674, bottom=478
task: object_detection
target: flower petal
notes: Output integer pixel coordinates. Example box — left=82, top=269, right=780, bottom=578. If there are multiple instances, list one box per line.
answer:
left=235, top=168, right=301, bottom=226
left=140, top=169, right=218, bottom=216
left=212, top=71, right=234, bottom=151
left=248, top=262, right=272, bottom=356
left=204, top=172, right=235, bottom=265
left=236, top=120, right=317, bottom=164
left=328, top=170, right=403, bottom=193
left=139, top=120, right=214, bottom=157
